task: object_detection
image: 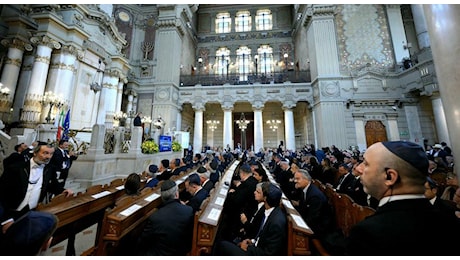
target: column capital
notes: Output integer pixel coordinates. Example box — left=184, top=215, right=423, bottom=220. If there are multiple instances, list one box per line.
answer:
left=1, top=38, right=33, bottom=52
left=30, top=35, right=61, bottom=50
left=252, top=103, right=264, bottom=111
left=282, top=103, right=296, bottom=111
left=192, top=103, right=205, bottom=111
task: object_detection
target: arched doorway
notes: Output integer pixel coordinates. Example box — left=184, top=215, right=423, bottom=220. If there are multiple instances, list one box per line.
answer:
left=365, top=120, right=388, bottom=147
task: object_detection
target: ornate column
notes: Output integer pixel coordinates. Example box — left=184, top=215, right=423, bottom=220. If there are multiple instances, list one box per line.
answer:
left=12, top=53, right=34, bottom=122
left=252, top=105, right=264, bottom=153
left=22, top=36, right=61, bottom=126
left=0, top=39, right=32, bottom=120
left=283, top=105, right=296, bottom=152
left=424, top=5, right=460, bottom=176
left=222, top=104, right=234, bottom=150
left=125, top=89, right=136, bottom=128
left=115, top=78, right=125, bottom=112
left=96, top=69, right=120, bottom=128
left=192, top=104, right=204, bottom=155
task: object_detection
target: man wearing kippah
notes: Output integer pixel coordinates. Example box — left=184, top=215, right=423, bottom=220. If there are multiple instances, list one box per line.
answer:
left=345, top=141, right=460, bottom=255
left=136, top=180, right=194, bottom=255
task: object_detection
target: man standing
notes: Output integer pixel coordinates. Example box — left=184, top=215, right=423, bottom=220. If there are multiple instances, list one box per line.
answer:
left=137, top=180, right=194, bottom=255
left=49, top=140, right=78, bottom=191
left=133, top=112, right=142, bottom=127
left=0, top=142, right=73, bottom=228
left=345, top=141, right=460, bottom=255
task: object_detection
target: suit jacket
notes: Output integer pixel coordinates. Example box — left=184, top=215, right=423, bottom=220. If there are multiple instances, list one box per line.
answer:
left=3, top=152, right=29, bottom=169
left=202, top=179, right=214, bottom=194
left=246, top=206, right=287, bottom=256
left=0, top=160, right=63, bottom=222
left=335, top=172, right=355, bottom=194
left=49, top=148, right=77, bottom=188
left=296, top=184, right=333, bottom=236
left=241, top=204, right=265, bottom=239
left=225, top=175, right=259, bottom=218
left=345, top=198, right=460, bottom=255
left=137, top=199, right=194, bottom=255
left=157, top=169, right=173, bottom=181
left=187, top=188, right=209, bottom=213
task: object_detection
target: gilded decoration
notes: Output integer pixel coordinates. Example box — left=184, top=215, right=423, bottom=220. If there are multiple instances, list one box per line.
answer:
left=336, top=5, right=394, bottom=72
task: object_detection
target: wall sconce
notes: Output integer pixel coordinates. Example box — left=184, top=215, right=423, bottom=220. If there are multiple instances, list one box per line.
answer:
left=90, top=59, right=103, bottom=93
left=113, top=111, right=127, bottom=127
left=40, top=91, right=65, bottom=124
left=0, top=83, right=10, bottom=98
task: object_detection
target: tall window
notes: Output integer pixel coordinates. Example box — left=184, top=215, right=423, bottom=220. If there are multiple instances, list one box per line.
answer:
left=235, top=11, right=251, bottom=32
left=237, top=46, right=251, bottom=81
left=256, top=10, right=272, bottom=31
left=216, top=48, right=230, bottom=77
left=258, top=45, right=273, bottom=75
left=216, top=13, right=231, bottom=33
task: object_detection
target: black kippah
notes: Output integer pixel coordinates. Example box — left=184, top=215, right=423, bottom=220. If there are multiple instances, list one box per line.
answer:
left=161, top=180, right=176, bottom=191
left=381, top=141, right=429, bottom=175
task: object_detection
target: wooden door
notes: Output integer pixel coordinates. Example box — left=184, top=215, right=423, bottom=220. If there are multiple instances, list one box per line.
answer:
left=365, top=120, right=388, bottom=148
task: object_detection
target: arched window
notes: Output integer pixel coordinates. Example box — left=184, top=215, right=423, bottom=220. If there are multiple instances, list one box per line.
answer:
left=257, top=45, right=273, bottom=76
left=216, top=48, right=230, bottom=77
left=235, top=11, right=251, bottom=32
left=256, top=9, right=272, bottom=31
left=237, top=46, right=251, bottom=81
left=216, top=13, right=231, bottom=33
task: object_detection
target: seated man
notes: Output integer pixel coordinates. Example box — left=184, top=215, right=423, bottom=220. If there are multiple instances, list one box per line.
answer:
left=136, top=180, right=194, bottom=255
left=181, top=173, right=209, bottom=213
left=217, top=182, right=287, bottom=255
left=143, top=164, right=160, bottom=189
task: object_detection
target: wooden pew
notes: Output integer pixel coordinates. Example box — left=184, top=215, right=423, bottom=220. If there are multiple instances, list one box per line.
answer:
left=189, top=160, right=239, bottom=255
left=264, top=165, right=315, bottom=255
left=37, top=180, right=127, bottom=255
left=94, top=171, right=194, bottom=255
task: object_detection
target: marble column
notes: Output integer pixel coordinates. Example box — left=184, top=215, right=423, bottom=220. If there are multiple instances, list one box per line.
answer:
left=352, top=113, right=367, bottom=152
left=431, top=92, right=450, bottom=147
left=192, top=105, right=204, bottom=154
left=13, top=53, right=34, bottom=122
left=424, top=5, right=460, bottom=176
left=386, top=5, right=410, bottom=64
left=253, top=105, right=264, bottom=153
left=223, top=106, right=234, bottom=150
left=125, top=91, right=134, bottom=128
left=386, top=113, right=400, bottom=142
left=96, top=70, right=120, bottom=128
left=404, top=105, right=423, bottom=147
left=22, top=36, right=61, bottom=125
left=115, top=80, right=124, bottom=113
left=0, top=39, right=32, bottom=120
left=411, top=4, right=431, bottom=49
left=283, top=106, right=296, bottom=152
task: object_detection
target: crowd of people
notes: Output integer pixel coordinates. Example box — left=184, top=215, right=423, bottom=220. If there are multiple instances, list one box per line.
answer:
left=1, top=138, right=459, bottom=255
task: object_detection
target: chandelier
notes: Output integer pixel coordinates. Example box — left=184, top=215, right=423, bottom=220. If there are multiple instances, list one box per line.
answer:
left=206, top=113, right=220, bottom=131
left=266, top=113, right=281, bottom=131
left=236, top=112, right=250, bottom=131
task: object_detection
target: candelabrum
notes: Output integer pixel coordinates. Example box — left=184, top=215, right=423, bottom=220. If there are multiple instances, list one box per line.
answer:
left=0, top=82, right=10, bottom=112
left=113, top=111, right=127, bottom=127
left=41, top=91, right=65, bottom=124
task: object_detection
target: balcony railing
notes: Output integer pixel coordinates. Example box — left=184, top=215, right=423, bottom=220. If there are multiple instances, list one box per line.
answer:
left=180, top=70, right=311, bottom=87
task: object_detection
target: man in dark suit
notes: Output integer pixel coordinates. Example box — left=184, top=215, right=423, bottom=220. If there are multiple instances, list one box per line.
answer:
left=197, top=166, right=214, bottom=194
left=182, top=173, right=208, bottom=213
left=137, top=180, right=194, bottom=255
left=3, top=143, right=29, bottom=168
left=156, top=159, right=172, bottom=181
left=335, top=163, right=356, bottom=195
left=0, top=142, right=73, bottom=225
left=49, top=140, right=78, bottom=191
left=345, top=141, right=460, bottom=255
left=292, top=169, right=333, bottom=238
left=217, top=182, right=287, bottom=255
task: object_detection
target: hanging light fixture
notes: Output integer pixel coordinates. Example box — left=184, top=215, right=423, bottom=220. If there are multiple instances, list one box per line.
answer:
left=90, top=59, right=103, bottom=93
left=236, top=112, right=250, bottom=131
left=266, top=113, right=281, bottom=131
left=206, top=113, right=220, bottom=131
